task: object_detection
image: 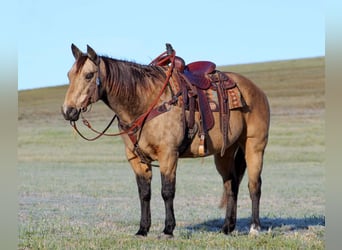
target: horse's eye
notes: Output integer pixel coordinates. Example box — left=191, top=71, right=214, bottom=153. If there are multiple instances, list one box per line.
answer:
left=85, top=72, right=94, bottom=80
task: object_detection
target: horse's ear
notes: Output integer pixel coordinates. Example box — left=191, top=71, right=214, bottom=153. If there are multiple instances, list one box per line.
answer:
left=71, top=43, right=83, bottom=60
left=87, top=45, right=100, bottom=65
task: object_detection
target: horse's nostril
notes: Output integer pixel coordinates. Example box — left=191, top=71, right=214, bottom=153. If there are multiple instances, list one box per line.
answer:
left=61, top=106, right=80, bottom=121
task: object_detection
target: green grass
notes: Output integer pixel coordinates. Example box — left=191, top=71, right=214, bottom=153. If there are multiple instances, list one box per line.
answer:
left=18, top=57, right=325, bottom=249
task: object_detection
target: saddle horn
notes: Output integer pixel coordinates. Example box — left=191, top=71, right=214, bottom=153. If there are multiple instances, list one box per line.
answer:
left=166, top=43, right=174, bottom=55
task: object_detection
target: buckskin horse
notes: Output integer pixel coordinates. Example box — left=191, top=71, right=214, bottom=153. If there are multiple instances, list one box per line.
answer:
left=61, top=44, right=270, bottom=237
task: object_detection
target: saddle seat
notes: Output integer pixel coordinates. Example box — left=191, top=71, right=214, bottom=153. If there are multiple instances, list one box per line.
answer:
left=183, top=61, right=216, bottom=90
left=175, top=58, right=235, bottom=90
left=186, top=61, right=216, bottom=75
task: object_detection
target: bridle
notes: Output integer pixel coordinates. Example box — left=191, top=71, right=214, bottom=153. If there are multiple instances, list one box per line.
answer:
left=70, top=44, right=176, bottom=143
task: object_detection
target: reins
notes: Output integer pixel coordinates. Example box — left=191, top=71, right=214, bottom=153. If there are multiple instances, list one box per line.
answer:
left=71, top=44, right=176, bottom=141
left=70, top=114, right=123, bottom=141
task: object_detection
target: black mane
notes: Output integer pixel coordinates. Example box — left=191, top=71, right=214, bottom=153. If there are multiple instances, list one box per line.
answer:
left=100, top=57, right=166, bottom=100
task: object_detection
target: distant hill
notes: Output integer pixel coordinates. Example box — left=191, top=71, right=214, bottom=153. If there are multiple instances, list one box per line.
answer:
left=19, top=57, right=324, bottom=123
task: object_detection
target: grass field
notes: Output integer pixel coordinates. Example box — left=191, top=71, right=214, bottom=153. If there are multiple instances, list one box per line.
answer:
left=18, top=57, right=325, bottom=249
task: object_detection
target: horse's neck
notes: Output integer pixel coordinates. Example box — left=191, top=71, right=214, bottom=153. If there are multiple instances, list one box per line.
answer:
left=101, top=60, right=165, bottom=124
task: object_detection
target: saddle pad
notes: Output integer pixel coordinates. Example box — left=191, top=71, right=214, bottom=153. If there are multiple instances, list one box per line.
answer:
left=228, top=87, right=244, bottom=109
left=206, top=86, right=244, bottom=111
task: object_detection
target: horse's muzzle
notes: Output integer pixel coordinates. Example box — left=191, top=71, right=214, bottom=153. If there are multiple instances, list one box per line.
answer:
left=61, top=106, right=81, bottom=121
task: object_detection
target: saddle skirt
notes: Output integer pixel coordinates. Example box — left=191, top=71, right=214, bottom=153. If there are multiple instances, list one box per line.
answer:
left=207, top=86, right=244, bottom=112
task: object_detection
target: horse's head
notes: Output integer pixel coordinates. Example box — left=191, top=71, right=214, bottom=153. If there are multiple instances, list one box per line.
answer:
left=62, top=44, right=102, bottom=121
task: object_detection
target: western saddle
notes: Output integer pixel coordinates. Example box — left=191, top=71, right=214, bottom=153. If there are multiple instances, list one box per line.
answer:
left=150, top=44, right=244, bottom=157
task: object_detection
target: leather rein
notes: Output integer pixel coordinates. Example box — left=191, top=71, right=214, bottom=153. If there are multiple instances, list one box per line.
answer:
left=70, top=46, right=176, bottom=142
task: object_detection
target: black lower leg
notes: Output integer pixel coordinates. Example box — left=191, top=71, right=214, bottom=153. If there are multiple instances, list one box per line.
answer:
left=136, top=175, right=151, bottom=236
left=222, top=180, right=238, bottom=234
left=223, top=147, right=245, bottom=234
left=249, top=177, right=262, bottom=230
left=161, top=174, right=176, bottom=235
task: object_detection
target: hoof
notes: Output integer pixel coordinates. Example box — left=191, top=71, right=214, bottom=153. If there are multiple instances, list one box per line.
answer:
left=249, top=224, right=261, bottom=236
left=221, top=228, right=230, bottom=235
left=221, top=224, right=235, bottom=235
left=135, top=230, right=148, bottom=238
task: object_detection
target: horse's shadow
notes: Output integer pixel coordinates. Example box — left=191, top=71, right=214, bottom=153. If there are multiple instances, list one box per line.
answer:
left=184, top=216, right=325, bottom=234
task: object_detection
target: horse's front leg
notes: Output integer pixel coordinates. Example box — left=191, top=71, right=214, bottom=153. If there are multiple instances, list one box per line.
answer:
left=159, top=151, right=178, bottom=237
left=136, top=174, right=152, bottom=236
left=126, top=147, right=152, bottom=237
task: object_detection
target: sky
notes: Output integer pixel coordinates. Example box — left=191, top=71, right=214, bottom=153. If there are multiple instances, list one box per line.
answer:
left=18, top=0, right=324, bottom=90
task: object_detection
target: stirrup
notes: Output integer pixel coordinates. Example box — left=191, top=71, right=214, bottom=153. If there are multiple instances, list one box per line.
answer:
left=198, top=134, right=205, bottom=156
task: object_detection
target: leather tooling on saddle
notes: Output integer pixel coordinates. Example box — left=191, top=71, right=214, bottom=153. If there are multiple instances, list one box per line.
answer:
left=151, top=46, right=245, bottom=157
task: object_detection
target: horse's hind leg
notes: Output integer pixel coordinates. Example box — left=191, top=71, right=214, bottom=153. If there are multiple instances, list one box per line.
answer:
left=125, top=147, right=152, bottom=237
left=244, top=137, right=267, bottom=235
left=215, top=145, right=246, bottom=234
